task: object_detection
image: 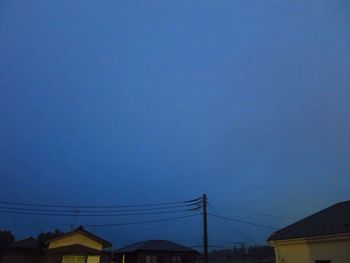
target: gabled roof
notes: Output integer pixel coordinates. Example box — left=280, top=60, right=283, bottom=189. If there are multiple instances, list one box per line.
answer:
left=47, top=226, right=112, bottom=248
left=268, top=200, right=350, bottom=241
left=118, top=240, right=197, bottom=253
left=1, top=237, right=39, bottom=250
left=46, top=244, right=105, bottom=255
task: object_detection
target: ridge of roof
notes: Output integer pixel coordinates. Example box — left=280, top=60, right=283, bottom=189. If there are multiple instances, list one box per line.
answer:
left=46, top=225, right=112, bottom=248
left=118, top=240, right=198, bottom=253
left=268, top=200, right=350, bottom=241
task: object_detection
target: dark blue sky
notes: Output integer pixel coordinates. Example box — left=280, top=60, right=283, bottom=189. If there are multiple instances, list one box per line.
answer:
left=1, top=0, right=350, bottom=248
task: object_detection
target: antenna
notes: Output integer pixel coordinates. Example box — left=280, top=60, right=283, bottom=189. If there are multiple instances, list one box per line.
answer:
left=71, top=209, right=79, bottom=229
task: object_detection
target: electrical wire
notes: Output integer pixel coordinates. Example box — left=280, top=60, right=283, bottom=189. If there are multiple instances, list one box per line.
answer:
left=0, top=203, right=200, bottom=213
left=86, top=213, right=202, bottom=227
left=189, top=245, right=232, bottom=249
left=208, top=204, right=279, bottom=218
left=0, top=197, right=202, bottom=209
left=207, top=213, right=278, bottom=230
left=208, top=206, right=256, bottom=243
left=0, top=208, right=201, bottom=217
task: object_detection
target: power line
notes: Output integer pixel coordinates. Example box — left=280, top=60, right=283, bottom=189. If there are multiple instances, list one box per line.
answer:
left=208, top=206, right=256, bottom=243
left=206, top=238, right=242, bottom=245
left=0, top=208, right=199, bottom=217
left=208, top=204, right=279, bottom=218
left=0, top=203, right=200, bottom=213
left=207, top=213, right=278, bottom=230
left=189, top=245, right=233, bottom=249
left=0, top=197, right=202, bottom=209
left=86, top=213, right=202, bottom=227
left=216, top=217, right=255, bottom=243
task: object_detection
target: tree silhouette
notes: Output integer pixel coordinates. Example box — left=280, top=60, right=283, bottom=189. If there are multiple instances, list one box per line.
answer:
left=0, top=230, right=15, bottom=246
left=37, top=229, right=64, bottom=245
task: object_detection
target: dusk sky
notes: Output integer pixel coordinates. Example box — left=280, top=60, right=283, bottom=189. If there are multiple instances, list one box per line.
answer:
left=1, top=0, right=350, bottom=249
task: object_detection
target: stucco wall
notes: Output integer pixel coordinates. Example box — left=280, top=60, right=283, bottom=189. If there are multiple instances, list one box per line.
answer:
left=273, top=236, right=350, bottom=263
left=48, top=233, right=103, bottom=251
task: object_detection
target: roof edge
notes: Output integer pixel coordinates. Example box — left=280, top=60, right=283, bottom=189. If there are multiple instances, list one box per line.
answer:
left=47, top=226, right=112, bottom=248
left=267, top=201, right=350, bottom=241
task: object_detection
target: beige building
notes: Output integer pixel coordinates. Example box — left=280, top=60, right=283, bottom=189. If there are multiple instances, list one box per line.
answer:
left=0, top=226, right=112, bottom=263
left=47, top=226, right=112, bottom=263
left=268, top=201, right=350, bottom=263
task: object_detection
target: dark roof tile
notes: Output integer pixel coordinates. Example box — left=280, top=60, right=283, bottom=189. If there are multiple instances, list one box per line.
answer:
left=118, top=240, right=197, bottom=253
left=268, top=200, right=350, bottom=241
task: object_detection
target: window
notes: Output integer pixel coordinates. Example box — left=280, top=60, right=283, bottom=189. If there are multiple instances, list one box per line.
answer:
left=171, top=256, right=182, bottom=263
left=145, top=255, right=158, bottom=263
left=62, top=256, right=87, bottom=263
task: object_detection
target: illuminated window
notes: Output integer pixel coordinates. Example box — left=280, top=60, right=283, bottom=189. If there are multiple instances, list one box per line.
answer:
left=62, top=256, right=87, bottom=263
left=145, top=255, right=158, bottom=263
left=171, top=256, right=182, bottom=263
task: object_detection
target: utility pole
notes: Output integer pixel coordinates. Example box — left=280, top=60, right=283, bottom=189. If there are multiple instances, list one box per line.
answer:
left=241, top=243, right=246, bottom=263
left=203, top=193, right=208, bottom=263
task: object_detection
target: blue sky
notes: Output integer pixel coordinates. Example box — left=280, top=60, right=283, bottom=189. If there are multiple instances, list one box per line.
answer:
left=1, top=0, right=350, bottom=248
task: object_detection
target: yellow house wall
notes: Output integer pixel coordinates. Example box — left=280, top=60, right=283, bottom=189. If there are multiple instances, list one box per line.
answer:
left=87, top=255, right=101, bottom=263
left=273, top=236, right=350, bottom=263
left=48, top=233, right=103, bottom=251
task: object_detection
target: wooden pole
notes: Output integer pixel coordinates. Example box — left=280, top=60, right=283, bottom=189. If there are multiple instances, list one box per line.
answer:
left=203, top=193, right=208, bottom=263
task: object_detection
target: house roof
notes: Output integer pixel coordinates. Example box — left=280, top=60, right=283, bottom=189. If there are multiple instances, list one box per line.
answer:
left=118, top=240, right=198, bottom=253
left=268, top=200, right=350, bottom=241
left=47, top=226, right=112, bottom=248
left=0, top=237, right=39, bottom=250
